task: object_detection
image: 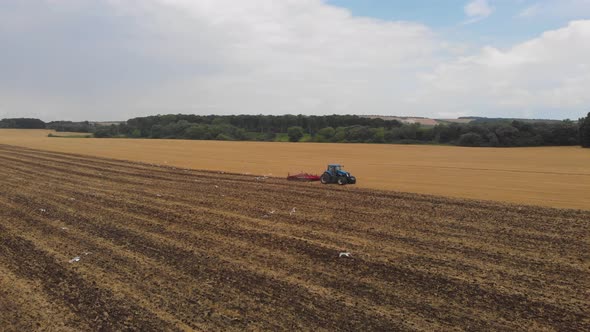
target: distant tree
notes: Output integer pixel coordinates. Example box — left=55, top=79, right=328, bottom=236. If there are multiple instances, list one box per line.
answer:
left=458, top=133, right=484, bottom=147
left=316, top=127, right=335, bottom=142
left=287, top=126, right=304, bottom=142
left=345, top=126, right=372, bottom=142
left=399, top=124, right=419, bottom=140
left=130, top=129, right=141, bottom=138
left=46, top=121, right=94, bottom=132
left=333, top=127, right=347, bottom=142
left=93, top=125, right=118, bottom=138
left=494, top=125, right=519, bottom=146
left=416, top=127, right=435, bottom=141
left=581, top=112, right=590, bottom=148
left=432, top=123, right=461, bottom=143
left=184, top=125, right=209, bottom=140
left=215, top=133, right=232, bottom=141
left=0, top=118, right=46, bottom=129
left=150, top=124, right=163, bottom=138
left=369, top=127, right=385, bottom=143
left=543, top=121, right=578, bottom=146
left=262, top=131, right=277, bottom=141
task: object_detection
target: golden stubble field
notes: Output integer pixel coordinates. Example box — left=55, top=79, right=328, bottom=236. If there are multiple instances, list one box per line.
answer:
left=1, top=129, right=589, bottom=210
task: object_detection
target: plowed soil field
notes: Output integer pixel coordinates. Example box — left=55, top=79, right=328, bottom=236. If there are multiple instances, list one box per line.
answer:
left=0, top=144, right=589, bottom=331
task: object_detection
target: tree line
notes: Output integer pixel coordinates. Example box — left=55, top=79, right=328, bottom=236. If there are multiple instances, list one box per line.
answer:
left=0, top=119, right=97, bottom=132
left=581, top=112, right=590, bottom=148
left=92, top=113, right=590, bottom=147
left=2, top=113, right=589, bottom=148
left=0, top=118, right=46, bottom=129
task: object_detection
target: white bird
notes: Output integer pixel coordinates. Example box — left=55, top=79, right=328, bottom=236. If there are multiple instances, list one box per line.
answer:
left=339, top=252, right=352, bottom=258
left=69, top=256, right=81, bottom=263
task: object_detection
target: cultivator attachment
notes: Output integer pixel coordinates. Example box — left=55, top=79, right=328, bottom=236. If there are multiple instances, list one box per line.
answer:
left=287, top=173, right=321, bottom=182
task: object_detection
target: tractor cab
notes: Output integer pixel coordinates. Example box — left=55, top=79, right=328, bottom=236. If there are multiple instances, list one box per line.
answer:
left=321, top=164, right=356, bottom=185
left=327, top=164, right=344, bottom=176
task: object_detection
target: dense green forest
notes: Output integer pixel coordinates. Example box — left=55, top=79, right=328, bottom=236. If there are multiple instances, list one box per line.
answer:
left=0, top=119, right=97, bottom=132
left=90, top=114, right=587, bottom=147
left=581, top=112, right=590, bottom=148
left=0, top=118, right=46, bottom=129
left=2, top=113, right=589, bottom=148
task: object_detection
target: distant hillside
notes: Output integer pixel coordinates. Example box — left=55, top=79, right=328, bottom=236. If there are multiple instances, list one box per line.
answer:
left=364, top=115, right=565, bottom=126
left=92, top=121, right=125, bottom=126
left=363, top=115, right=440, bottom=126
left=464, top=117, right=563, bottom=124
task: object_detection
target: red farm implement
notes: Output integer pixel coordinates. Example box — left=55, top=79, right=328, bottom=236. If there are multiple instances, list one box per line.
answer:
left=286, top=172, right=321, bottom=182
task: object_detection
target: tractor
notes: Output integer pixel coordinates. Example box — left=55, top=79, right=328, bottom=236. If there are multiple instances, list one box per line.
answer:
left=320, top=164, right=356, bottom=185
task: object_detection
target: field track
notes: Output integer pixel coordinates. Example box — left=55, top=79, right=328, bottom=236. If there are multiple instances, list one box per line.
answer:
left=0, top=144, right=589, bottom=331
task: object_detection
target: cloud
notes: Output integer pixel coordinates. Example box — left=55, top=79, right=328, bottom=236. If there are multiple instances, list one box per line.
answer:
left=0, top=0, right=588, bottom=121
left=517, top=0, right=590, bottom=19
left=411, top=20, right=590, bottom=119
left=464, top=0, right=494, bottom=23
left=517, top=4, right=541, bottom=18
left=0, top=0, right=441, bottom=120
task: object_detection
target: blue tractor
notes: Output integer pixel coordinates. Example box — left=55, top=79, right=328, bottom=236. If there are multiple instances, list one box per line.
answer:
left=320, top=164, right=356, bottom=185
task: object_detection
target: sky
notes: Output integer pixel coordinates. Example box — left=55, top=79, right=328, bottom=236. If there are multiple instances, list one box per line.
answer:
left=0, top=0, right=589, bottom=121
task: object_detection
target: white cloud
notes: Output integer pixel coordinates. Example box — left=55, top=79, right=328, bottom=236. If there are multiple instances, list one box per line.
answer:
left=517, top=0, right=590, bottom=19
left=517, top=4, right=541, bottom=18
left=411, top=20, right=590, bottom=119
left=464, top=0, right=494, bottom=23
left=0, top=0, right=441, bottom=120
left=0, top=0, right=588, bottom=121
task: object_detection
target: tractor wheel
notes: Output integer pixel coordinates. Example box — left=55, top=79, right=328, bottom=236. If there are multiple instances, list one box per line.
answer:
left=320, top=173, right=331, bottom=184
left=337, top=177, right=347, bottom=185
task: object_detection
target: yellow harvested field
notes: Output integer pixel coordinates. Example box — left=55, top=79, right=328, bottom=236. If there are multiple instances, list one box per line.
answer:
left=1, top=129, right=589, bottom=210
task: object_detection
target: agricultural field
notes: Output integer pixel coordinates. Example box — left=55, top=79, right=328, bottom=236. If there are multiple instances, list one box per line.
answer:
left=0, top=144, right=588, bottom=331
left=1, top=129, right=589, bottom=210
